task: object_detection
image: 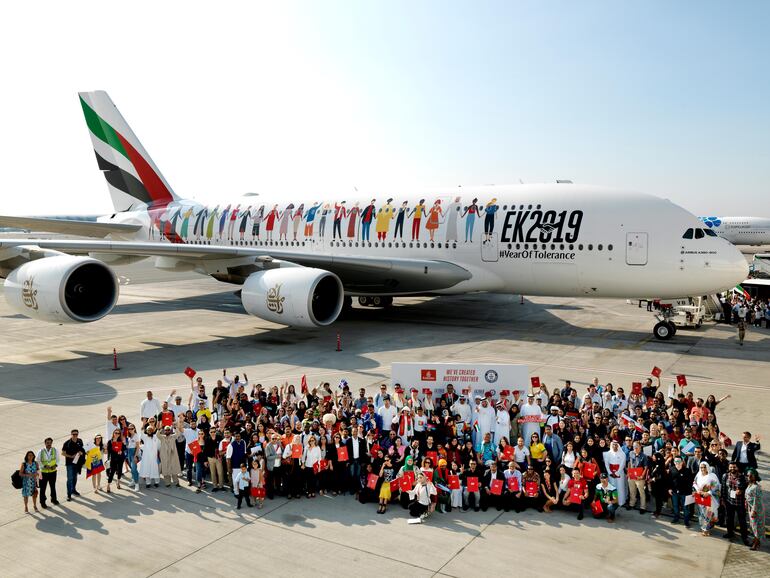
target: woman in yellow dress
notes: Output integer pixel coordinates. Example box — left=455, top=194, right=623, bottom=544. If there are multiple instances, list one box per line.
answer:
left=425, top=199, right=443, bottom=242
left=375, top=198, right=395, bottom=241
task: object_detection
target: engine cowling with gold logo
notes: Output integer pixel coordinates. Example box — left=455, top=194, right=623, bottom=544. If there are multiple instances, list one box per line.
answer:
left=3, top=255, right=119, bottom=323
left=241, top=267, right=344, bottom=327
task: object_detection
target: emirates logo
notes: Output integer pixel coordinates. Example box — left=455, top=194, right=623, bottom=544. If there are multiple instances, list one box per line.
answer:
left=22, top=277, right=38, bottom=310
left=266, top=283, right=285, bottom=314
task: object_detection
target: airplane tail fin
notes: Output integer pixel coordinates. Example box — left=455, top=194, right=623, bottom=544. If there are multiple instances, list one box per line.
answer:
left=78, top=91, right=179, bottom=212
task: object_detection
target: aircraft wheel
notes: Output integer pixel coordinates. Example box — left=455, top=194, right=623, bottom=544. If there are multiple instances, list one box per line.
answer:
left=668, top=322, right=677, bottom=335
left=653, top=321, right=673, bottom=340
left=358, top=296, right=371, bottom=307
left=371, top=296, right=383, bottom=307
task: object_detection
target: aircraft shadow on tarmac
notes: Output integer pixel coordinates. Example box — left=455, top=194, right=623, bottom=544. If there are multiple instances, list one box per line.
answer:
left=1, top=294, right=767, bottom=407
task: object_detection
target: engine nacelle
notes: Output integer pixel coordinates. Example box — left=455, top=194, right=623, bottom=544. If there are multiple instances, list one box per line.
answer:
left=241, top=267, right=343, bottom=327
left=4, top=255, right=119, bottom=323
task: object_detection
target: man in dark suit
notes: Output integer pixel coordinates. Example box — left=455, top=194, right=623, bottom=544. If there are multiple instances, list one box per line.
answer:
left=480, top=460, right=505, bottom=511
left=347, top=424, right=368, bottom=494
left=731, top=431, right=761, bottom=472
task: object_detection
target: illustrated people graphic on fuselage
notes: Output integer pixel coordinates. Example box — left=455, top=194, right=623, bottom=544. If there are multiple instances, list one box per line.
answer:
left=252, top=205, right=265, bottom=239
left=292, top=204, right=304, bottom=241
left=206, top=206, right=220, bottom=241
left=227, top=204, right=241, bottom=241
left=333, top=202, right=347, bottom=239
left=425, top=199, right=443, bottom=242
left=218, top=205, right=231, bottom=241
left=394, top=201, right=408, bottom=239
left=304, top=202, right=321, bottom=237
left=376, top=198, right=395, bottom=241
left=193, top=206, right=208, bottom=240
left=165, top=206, right=182, bottom=241
left=409, top=199, right=426, bottom=241
left=462, top=198, right=481, bottom=242
left=264, top=204, right=280, bottom=240
left=318, top=204, right=330, bottom=238
left=149, top=207, right=162, bottom=240
left=483, top=198, right=499, bottom=243
left=278, top=204, right=293, bottom=241
left=180, top=207, right=194, bottom=240
left=445, top=196, right=461, bottom=243
left=347, top=202, right=360, bottom=239
left=360, top=199, right=376, bottom=242
left=238, top=206, right=252, bottom=240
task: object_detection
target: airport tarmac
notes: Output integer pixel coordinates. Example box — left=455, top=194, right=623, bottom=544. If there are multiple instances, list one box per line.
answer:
left=1, top=262, right=769, bottom=577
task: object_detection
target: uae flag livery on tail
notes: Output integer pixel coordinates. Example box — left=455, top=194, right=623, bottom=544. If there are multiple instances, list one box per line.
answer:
left=79, top=91, right=178, bottom=214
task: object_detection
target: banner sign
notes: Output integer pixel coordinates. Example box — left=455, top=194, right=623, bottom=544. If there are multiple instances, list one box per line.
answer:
left=391, top=363, right=529, bottom=400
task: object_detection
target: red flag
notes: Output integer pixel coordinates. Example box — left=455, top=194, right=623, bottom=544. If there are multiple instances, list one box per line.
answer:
left=426, top=451, right=438, bottom=465
left=591, top=500, right=603, bottom=515
left=161, top=412, right=174, bottom=427
left=301, top=374, right=308, bottom=394
left=676, top=374, right=687, bottom=387
left=399, top=476, right=413, bottom=491
left=291, top=444, right=303, bottom=459
left=525, top=481, right=538, bottom=497
left=184, top=367, right=196, bottom=378
left=631, top=382, right=642, bottom=396
left=448, top=475, right=461, bottom=490
left=582, top=462, right=597, bottom=480
left=628, top=467, right=644, bottom=480
left=367, top=473, right=379, bottom=490
left=490, top=479, right=503, bottom=495
left=250, top=487, right=266, bottom=498
left=337, top=446, right=349, bottom=462
left=502, top=446, right=515, bottom=461
left=694, top=493, right=711, bottom=507
left=530, top=376, right=541, bottom=389
left=188, top=440, right=201, bottom=457
left=466, top=476, right=479, bottom=492
left=651, top=366, right=661, bottom=378
left=507, top=476, right=520, bottom=492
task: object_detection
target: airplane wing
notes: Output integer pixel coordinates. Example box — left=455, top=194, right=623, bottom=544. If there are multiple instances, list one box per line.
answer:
left=0, top=215, right=142, bottom=237
left=0, top=238, right=472, bottom=294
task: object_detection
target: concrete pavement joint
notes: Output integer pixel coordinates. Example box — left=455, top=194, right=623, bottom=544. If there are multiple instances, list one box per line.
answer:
left=431, top=509, right=506, bottom=577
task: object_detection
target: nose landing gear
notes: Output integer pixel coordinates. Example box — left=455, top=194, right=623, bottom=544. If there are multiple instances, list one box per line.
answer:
left=357, top=296, right=394, bottom=308
left=653, top=320, right=676, bottom=340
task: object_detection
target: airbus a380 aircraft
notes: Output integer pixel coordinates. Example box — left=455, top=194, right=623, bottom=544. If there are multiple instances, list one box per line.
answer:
left=699, top=216, right=770, bottom=246
left=0, top=91, right=747, bottom=340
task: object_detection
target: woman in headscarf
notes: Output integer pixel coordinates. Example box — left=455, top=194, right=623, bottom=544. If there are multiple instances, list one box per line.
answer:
left=397, top=455, right=416, bottom=509
left=745, top=468, right=765, bottom=550
left=693, top=461, right=721, bottom=536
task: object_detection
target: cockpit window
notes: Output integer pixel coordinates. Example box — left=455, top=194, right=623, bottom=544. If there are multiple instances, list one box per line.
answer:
left=683, top=228, right=694, bottom=239
left=695, top=228, right=705, bottom=239
left=703, top=228, right=717, bottom=237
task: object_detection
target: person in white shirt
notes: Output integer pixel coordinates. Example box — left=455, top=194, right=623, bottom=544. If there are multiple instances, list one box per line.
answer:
left=407, top=472, right=437, bottom=520
left=233, top=463, right=252, bottom=509
left=377, top=397, right=397, bottom=435
left=139, top=391, right=162, bottom=424
left=374, top=384, right=389, bottom=410
left=301, top=436, right=322, bottom=498
left=106, top=406, right=119, bottom=440
left=166, top=391, right=187, bottom=417
left=451, top=396, right=472, bottom=426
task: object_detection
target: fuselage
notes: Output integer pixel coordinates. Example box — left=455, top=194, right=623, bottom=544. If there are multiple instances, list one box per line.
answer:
left=101, top=184, right=747, bottom=299
left=699, top=216, right=770, bottom=246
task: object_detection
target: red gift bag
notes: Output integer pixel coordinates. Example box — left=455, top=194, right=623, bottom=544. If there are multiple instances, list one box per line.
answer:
left=507, top=476, right=520, bottom=492
left=502, top=446, right=514, bottom=461
left=188, top=440, right=201, bottom=457
left=399, top=476, right=413, bottom=491
left=582, top=462, right=597, bottom=479
left=161, top=412, right=174, bottom=427
left=390, top=479, right=399, bottom=493
left=525, top=481, right=538, bottom=497
left=291, top=444, right=303, bottom=459
left=466, top=476, right=479, bottom=492
left=676, top=374, right=687, bottom=387
left=337, top=446, right=349, bottom=462
left=369, top=444, right=381, bottom=458
left=591, top=500, right=603, bottom=515
left=423, top=470, right=433, bottom=482
left=426, top=451, right=438, bottom=465
left=570, top=485, right=583, bottom=503
left=367, top=473, right=379, bottom=490
left=628, top=467, right=644, bottom=480
left=631, top=382, right=642, bottom=396
left=184, top=367, right=197, bottom=378
left=404, top=470, right=415, bottom=485
left=490, top=479, right=503, bottom=495
left=448, top=475, right=461, bottom=490
left=530, top=376, right=541, bottom=389
left=250, top=487, right=266, bottom=498
left=651, top=366, right=661, bottom=378
left=694, top=493, right=711, bottom=507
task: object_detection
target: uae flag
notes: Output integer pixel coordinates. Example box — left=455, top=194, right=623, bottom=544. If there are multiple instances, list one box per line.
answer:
left=735, top=284, right=750, bottom=300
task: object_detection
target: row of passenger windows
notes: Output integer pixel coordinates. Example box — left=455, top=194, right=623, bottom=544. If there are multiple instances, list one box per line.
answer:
left=185, top=239, right=613, bottom=251
left=683, top=228, right=717, bottom=239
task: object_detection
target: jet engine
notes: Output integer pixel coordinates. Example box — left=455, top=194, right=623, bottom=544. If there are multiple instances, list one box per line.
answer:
left=4, top=255, right=119, bottom=323
left=241, top=267, right=344, bottom=327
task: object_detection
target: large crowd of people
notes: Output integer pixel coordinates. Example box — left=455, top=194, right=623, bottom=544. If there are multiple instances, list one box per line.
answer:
left=15, top=370, right=765, bottom=550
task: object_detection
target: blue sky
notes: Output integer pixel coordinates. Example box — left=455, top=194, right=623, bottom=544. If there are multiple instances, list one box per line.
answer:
left=1, top=1, right=768, bottom=215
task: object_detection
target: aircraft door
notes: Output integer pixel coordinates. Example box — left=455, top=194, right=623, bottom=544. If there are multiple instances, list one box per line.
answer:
left=626, top=232, right=648, bottom=265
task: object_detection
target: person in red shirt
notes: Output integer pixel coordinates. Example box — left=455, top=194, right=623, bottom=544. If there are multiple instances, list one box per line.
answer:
left=563, top=468, right=589, bottom=520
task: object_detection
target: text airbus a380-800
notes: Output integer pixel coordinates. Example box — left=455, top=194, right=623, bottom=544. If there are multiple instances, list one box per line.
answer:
left=0, top=91, right=747, bottom=340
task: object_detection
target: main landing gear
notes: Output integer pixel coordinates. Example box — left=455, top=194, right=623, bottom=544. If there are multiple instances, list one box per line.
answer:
left=653, top=319, right=677, bottom=340
left=357, top=296, right=394, bottom=308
